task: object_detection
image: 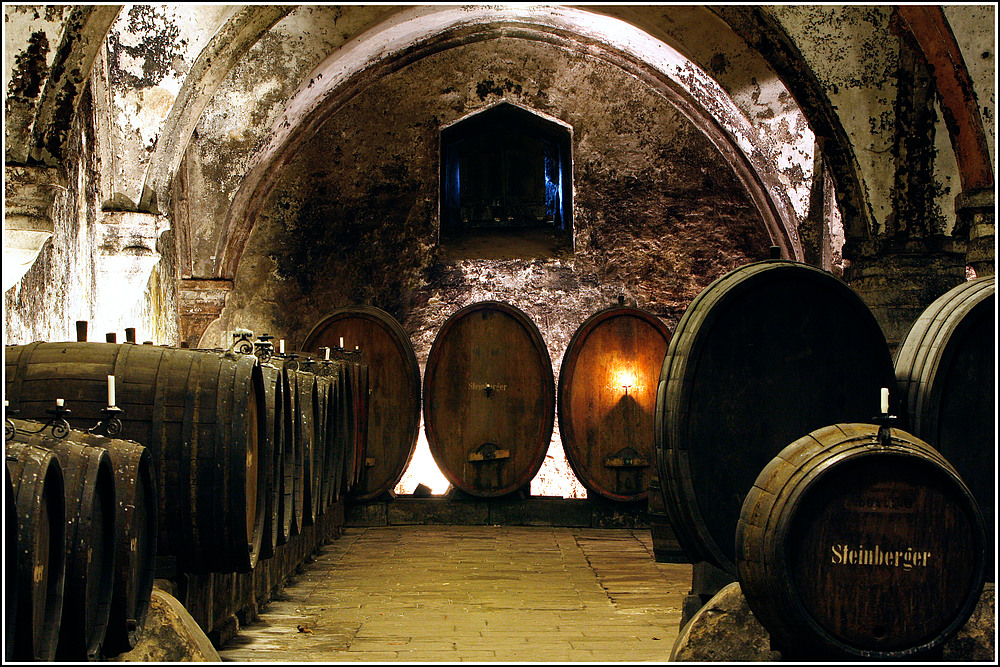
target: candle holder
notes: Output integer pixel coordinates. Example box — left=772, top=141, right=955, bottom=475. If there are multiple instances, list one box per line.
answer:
left=279, top=352, right=300, bottom=372
left=230, top=328, right=255, bottom=355
left=872, top=413, right=898, bottom=447
left=5, top=405, right=16, bottom=442
left=254, top=334, right=275, bottom=363
left=18, top=403, right=74, bottom=439
left=87, top=406, right=124, bottom=437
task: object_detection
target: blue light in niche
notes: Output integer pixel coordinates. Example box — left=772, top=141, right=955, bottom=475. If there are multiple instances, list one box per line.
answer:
left=543, top=142, right=562, bottom=228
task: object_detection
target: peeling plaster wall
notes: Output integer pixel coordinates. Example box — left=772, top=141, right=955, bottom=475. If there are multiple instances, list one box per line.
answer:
left=104, top=4, right=237, bottom=207
left=3, top=4, right=73, bottom=161
left=4, top=81, right=178, bottom=346
left=591, top=5, right=815, bottom=223
left=767, top=5, right=899, bottom=234
left=176, top=4, right=400, bottom=278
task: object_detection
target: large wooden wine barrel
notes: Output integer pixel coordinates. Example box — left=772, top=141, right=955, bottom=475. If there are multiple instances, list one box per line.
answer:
left=895, top=275, right=995, bottom=581
left=310, top=367, right=332, bottom=517
left=318, top=360, right=347, bottom=506
left=303, top=306, right=422, bottom=501
left=736, top=423, right=987, bottom=659
left=323, top=358, right=355, bottom=503
left=6, top=441, right=65, bottom=661
left=424, top=301, right=555, bottom=497
left=8, top=421, right=157, bottom=658
left=353, top=362, right=370, bottom=489
left=268, top=358, right=302, bottom=540
left=559, top=306, right=671, bottom=501
left=15, top=432, right=117, bottom=661
left=4, top=342, right=266, bottom=573
left=656, top=260, right=898, bottom=573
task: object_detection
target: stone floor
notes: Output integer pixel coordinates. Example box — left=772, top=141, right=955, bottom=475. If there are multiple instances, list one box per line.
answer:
left=219, top=525, right=691, bottom=662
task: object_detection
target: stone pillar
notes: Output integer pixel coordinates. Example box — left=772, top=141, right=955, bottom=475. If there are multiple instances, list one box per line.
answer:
left=94, top=210, right=170, bottom=327
left=4, top=164, right=66, bottom=291
left=178, top=279, right=233, bottom=348
left=957, top=188, right=995, bottom=278
left=844, top=236, right=968, bottom=354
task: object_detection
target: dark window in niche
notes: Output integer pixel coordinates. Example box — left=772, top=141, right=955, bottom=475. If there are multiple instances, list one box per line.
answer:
left=440, top=103, right=572, bottom=257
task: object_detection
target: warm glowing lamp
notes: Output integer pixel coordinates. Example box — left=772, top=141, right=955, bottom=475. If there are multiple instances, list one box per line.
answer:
left=616, top=369, right=637, bottom=396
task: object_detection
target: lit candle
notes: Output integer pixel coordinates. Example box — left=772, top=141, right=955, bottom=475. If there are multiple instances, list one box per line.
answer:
left=280, top=339, right=285, bottom=354
left=339, top=337, right=344, bottom=349
left=108, top=375, right=116, bottom=407
left=880, top=387, right=889, bottom=414
left=56, top=398, right=64, bottom=407
left=324, top=347, right=330, bottom=361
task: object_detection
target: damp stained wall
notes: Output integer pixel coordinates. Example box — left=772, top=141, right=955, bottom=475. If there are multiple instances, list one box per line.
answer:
left=174, top=4, right=402, bottom=278
left=102, top=4, right=238, bottom=208
left=767, top=5, right=899, bottom=234
left=3, top=5, right=72, bottom=160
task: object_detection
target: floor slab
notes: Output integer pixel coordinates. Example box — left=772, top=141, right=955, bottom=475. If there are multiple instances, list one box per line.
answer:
left=219, top=525, right=691, bottom=662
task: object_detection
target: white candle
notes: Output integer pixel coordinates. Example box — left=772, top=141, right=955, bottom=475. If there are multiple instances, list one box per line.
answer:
left=280, top=339, right=285, bottom=354
left=56, top=398, right=64, bottom=407
left=339, top=337, right=344, bottom=349
left=880, top=387, right=889, bottom=414
left=324, top=347, right=330, bottom=361
left=108, top=375, right=116, bottom=407
left=355, top=345, right=359, bottom=351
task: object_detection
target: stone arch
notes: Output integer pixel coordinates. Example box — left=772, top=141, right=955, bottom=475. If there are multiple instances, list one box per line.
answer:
left=137, top=5, right=294, bottom=213
left=895, top=6, right=993, bottom=193
left=215, top=5, right=805, bottom=280
left=711, top=6, right=876, bottom=249
left=4, top=5, right=120, bottom=166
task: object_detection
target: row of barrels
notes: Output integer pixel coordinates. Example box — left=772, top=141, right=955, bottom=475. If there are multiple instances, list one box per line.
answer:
left=651, top=260, right=993, bottom=659
left=5, top=421, right=156, bottom=661
left=4, top=339, right=369, bottom=575
left=302, top=302, right=671, bottom=501
left=3, top=337, right=370, bottom=657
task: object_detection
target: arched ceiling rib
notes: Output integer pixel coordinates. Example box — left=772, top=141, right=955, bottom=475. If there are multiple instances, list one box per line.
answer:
left=138, top=5, right=295, bottom=212
left=214, top=4, right=805, bottom=279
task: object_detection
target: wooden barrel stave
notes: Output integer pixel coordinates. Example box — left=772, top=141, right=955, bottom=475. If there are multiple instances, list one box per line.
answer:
left=6, top=441, right=66, bottom=661
left=292, top=369, right=319, bottom=527
left=424, top=301, right=555, bottom=497
left=4, top=342, right=265, bottom=573
left=312, top=371, right=331, bottom=517
left=736, top=423, right=986, bottom=659
left=5, top=463, right=18, bottom=662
